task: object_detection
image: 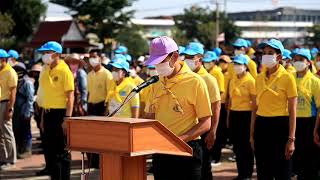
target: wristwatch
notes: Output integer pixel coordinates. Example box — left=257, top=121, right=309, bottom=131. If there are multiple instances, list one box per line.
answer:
left=288, top=136, right=295, bottom=143
left=8, top=108, right=13, bottom=112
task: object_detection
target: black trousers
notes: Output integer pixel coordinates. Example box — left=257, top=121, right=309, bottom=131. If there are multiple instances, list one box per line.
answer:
left=292, top=117, right=318, bottom=180
left=43, top=109, right=71, bottom=180
left=153, top=140, right=203, bottom=180
left=201, top=132, right=213, bottom=180
left=87, top=101, right=105, bottom=168
left=211, top=104, right=228, bottom=162
left=254, top=116, right=291, bottom=180
left=230, top=110, right=254, bottom=179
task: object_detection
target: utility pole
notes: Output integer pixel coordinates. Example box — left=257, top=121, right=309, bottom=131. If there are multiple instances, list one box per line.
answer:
left=224, top=0, right=227, bottom=17
left=215, top=0, right=220, bottom=47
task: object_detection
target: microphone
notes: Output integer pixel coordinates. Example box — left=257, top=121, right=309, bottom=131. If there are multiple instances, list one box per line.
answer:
left=132, top=76, right=159, bottom=93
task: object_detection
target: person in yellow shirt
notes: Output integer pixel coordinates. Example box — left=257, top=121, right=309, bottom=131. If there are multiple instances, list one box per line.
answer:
left=144, top=36, right=212, bottom=180
left=251, top=39, right=297, bottom=180
left=203, top=51, right=225, bottom=93
left=228, top=54, right=255, bottom=180
left=37, top=41, right=74, bottom=179
left=282, top=49, right=296, bottom=74
left=106, top=54, right=139, bottom=118
left=0, top=49, right=17, bottom=170
left=183, top=42, right=221, bottom=180
left=290, top=48, right=320, bottom=180
left=314, top=52, right=320, bottom=78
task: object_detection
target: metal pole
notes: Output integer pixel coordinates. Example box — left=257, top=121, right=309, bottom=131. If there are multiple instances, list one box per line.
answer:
left=81, top=152, right=86, bottom=180
left=215, top=0, right=220, bottom=47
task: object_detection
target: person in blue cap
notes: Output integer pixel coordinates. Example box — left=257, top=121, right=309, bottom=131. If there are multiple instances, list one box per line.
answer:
left=252, top=39, right=297, bottom=180
left=0, top=49, right=18, bottom=170
left=114, top=45, right=128, bottom=55
left=7, top=50, right=27, bottom=86
left=213, top=47, right=222, bottom=57
left=228, top=54, right=255, bottom=180
left=106, top=54, right=140, bottom=118
left=282, top=49, right=296, bottom=74
left=291, top=48, right=320, bottom=180
left=183, top=42, right=221, bottom=180
left=36, top=41, right=74, bottom=179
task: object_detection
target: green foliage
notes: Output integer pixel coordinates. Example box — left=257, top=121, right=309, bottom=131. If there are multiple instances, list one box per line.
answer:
left=0, top=12, right=16, bottom=49
left=307, top=25, right=320, bottom=47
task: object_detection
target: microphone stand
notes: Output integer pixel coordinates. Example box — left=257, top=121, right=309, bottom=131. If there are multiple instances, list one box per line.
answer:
left=108, top=90, right=138, bottom=117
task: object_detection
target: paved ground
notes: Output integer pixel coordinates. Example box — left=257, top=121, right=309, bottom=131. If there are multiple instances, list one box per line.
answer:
left=0, top=121, right=255, bottom=180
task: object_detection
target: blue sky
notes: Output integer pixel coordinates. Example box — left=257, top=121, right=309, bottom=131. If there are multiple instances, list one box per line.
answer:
left=131, top=0, right=320, bottom=18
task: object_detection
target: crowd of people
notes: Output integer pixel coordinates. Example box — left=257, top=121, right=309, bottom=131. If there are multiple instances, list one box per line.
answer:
left=0, top=36, right=319, bottom=180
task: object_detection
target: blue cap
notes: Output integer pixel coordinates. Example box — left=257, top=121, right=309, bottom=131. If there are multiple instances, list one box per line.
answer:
left=0, top=49, right=9, bottom=58
left=246, top=40, right=252, bottom=47
left=282, top=49, right=292, bottom=60
left=311, top=47, right=318, bottom=58
left=183, top=42, right=204, bottom=55
left=258, top=39, right=284, bottom=55
left=213, top=47, right=222, bottom=56
left=114, top=46, right=128, bottom=54
left=294, top=48, right=311, bottom=61
left=125, top=54, right=132, bottom=62
left=178, top=46, right=185, bottom=55
left=233, top=54, right=249, bottom=65
left=233, top=38, right=248, bottom=48
left=110, top=54, right=129, bottom=72
left=8, top=50, right=19, bottom=59
left=203, top=51, right=218, bottom=62
left=37, top=41, right=63, bottom=53
left=147, top=65, right=155, bottom=69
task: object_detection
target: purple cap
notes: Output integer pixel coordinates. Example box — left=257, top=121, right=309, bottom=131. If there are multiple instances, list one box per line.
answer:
left=145, top=36, right=178, bottom=65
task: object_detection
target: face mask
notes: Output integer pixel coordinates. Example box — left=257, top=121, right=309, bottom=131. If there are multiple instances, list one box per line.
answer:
left=262, top=55, right=278, bottom=68
left=316, top=62, right=320, bottom=69
left=155, top=58, right=174, bottom=77
left=233, top=64, right=246, bottom=75
left=203, top=62, right=213, bottom=71
left=148, top=69, right=158, bottom=77
left=234, top=50, right=245, bottom=56
left=293, top=61, right=308, bottom=72
left=129, top=68, right=137, bottom=77
left=42, top=54, right=54, bottom=65
left=185, top=59, right=197, bottom=71
left=8, top=58, right=14, bottom=66
left=89, top=58, right=100, bottom=67
left=112, top=71, right=121, bottom=81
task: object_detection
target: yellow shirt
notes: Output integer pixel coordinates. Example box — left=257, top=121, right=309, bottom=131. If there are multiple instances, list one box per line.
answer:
left=39, top=60, right=74, bottom=109
left=229, top=72, right=255, bottom=111
left=295, top=71, right=320, bottom=118
left=197, top=66, right=220, bottom=103
left=130, top=76, right=144, bottom=86
left=0, top=64, right=18, bottom=101
left=246, top=55, right=258, bottom=79
left=221, top=71, right=231, bottom=104
left=87, top=67, right=113, bottom=104
left=140, top=84, right=152, bottom=103
left=106, top=78, right=139, bottom=118
left=286, top=65, right=296, bottom=74
left=209, top=66, right=225, bottom=93
left=256, top=65, right=297, bottom=117
left=145, top=62, right=212, bottom=136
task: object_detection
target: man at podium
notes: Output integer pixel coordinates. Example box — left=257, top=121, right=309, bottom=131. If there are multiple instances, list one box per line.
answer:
left=144, top=36, right=213, bottom=180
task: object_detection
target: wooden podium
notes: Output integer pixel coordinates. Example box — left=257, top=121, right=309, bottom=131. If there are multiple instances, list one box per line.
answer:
left=65, top=116, right=193, bottom=180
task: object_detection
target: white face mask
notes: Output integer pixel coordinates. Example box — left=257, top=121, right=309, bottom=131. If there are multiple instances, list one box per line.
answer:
left=7, top=58, right=14, bottom=66
left=112, top=71, right=121, bottom=81
left=203, top=62, right=213, bottom=71
left=89, top=58, right=100, bottom=67
left=185, top=59, right=197, bottom=71
left=293, top=61, right=308, bottom=72
left=234, top=50, right=245, bottom=56
left=129, top=68, right=137, bottom=77
left=42, top=54, right=54, bottom=65
left=262, top=54, right=278, bottom=68
left=155, top=58, right=174, bottom=77
left=316, top=62, right=320, bottom=69
left=233, top=64, right=246, bottom=75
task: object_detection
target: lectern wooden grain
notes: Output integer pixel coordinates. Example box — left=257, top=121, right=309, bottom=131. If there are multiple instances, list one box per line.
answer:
left=65, top=116, right=193, bottom=180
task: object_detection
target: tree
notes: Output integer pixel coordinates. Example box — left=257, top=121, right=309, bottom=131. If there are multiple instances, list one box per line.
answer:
left=0, top=0, right=46, bottom=48
left=0, top=13, right=16, bottom=49
left=173, top=6, right=241, bottom=49
left=307, top=25, right=320, bottom=48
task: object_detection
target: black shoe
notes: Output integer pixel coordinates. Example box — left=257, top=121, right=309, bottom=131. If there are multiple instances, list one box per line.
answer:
left=36, top=168, right=50, bottom=176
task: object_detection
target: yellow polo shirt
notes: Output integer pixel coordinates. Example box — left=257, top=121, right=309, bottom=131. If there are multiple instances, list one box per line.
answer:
left=295, top=71, right=320, bottom=118
left=0, top=64, right=18, bottom=101
left=106, top=78, right=139, bottom=118
left=87, top=67, right=113, bottom=104
left=286, top=65, right=296, bottom=74
left=130, top=76, right=144, bottom=86
left=197, top=66, right=220, bottom=103
left=229, top=72, right=255, bottom=111
left=39, top=60, right=74, bottom=109
left=245, top=55, right=258, bottom=79
left=145, top=62, right=212, bottom=136
left=221, top=71, right=231, bottom=103
left=256, top=65, right=297, bottom=117
left=208, top=66, right=225, bottom=93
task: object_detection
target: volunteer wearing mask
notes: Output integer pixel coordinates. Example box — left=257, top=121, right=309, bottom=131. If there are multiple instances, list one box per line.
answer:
left=282, top=49, right=296, bottom=74
left=86, top=50, right=113, bottom=169
left=37, top=41, right=74, bottom=179
left=7, top=50, right=26, bottom=86
left=251, top=39, right=297, bottom=180
left=106, top=54, right=139, bottom=118
left=0, top=49, right=17, bottom=170
left=315, top=52, right=320, bottom=78
left=228, top=54, right=255, bottom=180
left=291, top=48, right=320, bottom=180
left=183, top=42, right=221, bottom=180
left=144, top=36, right=212, bottom=180
left=203, top=51, right=225, bottom=94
